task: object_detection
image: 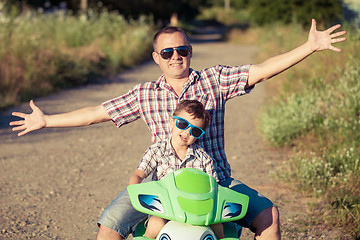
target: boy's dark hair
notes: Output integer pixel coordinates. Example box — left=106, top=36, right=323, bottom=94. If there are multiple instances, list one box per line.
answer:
left=153, top=26, right=191, bottom=51
left=173, top=100, right=210, bottom=129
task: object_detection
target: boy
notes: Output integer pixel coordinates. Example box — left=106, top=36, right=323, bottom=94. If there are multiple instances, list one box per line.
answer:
left=129, top=99, right=224, bottom=239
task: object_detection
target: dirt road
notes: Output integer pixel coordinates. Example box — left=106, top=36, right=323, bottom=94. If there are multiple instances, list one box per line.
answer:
left=0, top=41, right=339, bottom=239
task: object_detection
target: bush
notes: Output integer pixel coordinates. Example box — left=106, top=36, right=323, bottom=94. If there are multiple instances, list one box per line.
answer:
left=240, top=22, right=360, bottom=237
left=0, top=9, right=155, bottom=109
left=261, top=55, right=360, bottom=237
left=248, top=0, right=344, bottom=27
left=259, top=87, right=328, bottom=146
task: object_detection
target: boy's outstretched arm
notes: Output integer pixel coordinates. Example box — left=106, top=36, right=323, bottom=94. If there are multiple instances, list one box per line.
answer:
left=247, top=19, right=347, bottom=87
left=129, top=169, right=146, bottom=185
left=10, top=100, right=111, bottom=136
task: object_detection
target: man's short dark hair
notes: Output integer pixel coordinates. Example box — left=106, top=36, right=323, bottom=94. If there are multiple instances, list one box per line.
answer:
left=153, top=26, right=191, bottom=51
left=173, top=100, right=210, bottom=130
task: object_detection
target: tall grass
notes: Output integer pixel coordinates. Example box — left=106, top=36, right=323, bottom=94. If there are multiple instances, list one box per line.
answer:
left=0, top=9, right=155, bottom=109
left=230, top=24, right=360, bottom=237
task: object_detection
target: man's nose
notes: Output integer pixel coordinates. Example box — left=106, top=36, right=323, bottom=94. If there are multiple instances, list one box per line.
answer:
left=171, top=50, right=181, bottom=59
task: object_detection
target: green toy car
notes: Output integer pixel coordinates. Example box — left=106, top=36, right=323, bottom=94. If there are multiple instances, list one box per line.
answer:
left=127, top=168, right=249, bottom=240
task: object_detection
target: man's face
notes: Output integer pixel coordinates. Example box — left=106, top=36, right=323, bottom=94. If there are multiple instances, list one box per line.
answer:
left=152, top=32, right=192, bottom=81
left=170, top=110, right=205, bottom=149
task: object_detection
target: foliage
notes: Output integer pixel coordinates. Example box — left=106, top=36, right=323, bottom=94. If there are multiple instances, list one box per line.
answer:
left=207, top=0, right=249, bottom=9
left=230, top=22, right=360, bottom=238
left=0, top=9, right=154, bottom=109
left=259, top=87, right=327, bottom=146
left=197, top=6, right=250, bottom=25
left=11, top=0, right=208, bottom=23
left=188, top=0, right=348, bottom=28
left=8, top=0, right=355, bottom=29
left=253, top=23, right=359, bottom=237
left=247, top=0, right=344, bottom=27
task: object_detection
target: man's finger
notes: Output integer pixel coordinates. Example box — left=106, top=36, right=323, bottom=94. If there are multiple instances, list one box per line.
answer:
left=29, top=100, right=37, bottom=110
left=331, top=37, right=347, bottom=44
left=329, top=45, right=341, bottom=52
left=331, top=31, right=347, bottom=38
left=18, top=129, right=29, bottom=137
left=327, top=24, right=341, bottom=34
left=12, top=112, right=26, bottom=118
left=9, top=120, right=25, bottom=126
left=310, top=19, right=316, bottom=32
left=12, top=125, right=27, bottom=131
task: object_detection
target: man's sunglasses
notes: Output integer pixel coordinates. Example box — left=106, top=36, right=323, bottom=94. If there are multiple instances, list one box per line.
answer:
left=172, top=116, right=205, bottom=139
left=159, top=45, right=191, bottom=60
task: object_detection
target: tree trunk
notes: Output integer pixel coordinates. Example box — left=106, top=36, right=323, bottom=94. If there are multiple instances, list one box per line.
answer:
left=170, top=13, right=178, bottom=26
left=80, top=0, right=87, bottom=13
left=224, top=0, right=230, bottom=11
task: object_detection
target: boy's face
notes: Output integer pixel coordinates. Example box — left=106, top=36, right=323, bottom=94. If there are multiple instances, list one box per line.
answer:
left=170, top=110, right=205, bottom=148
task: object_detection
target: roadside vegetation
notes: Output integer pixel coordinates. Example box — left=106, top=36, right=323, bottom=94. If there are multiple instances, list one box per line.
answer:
left=230, top=23, right=359, bottom=238
left=0, top=8, right=155, bottom=109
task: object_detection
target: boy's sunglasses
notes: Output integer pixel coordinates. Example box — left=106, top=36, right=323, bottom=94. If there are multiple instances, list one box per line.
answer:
left=159, top=45, right=191, bottom=60
left=172, top=116, right=205, bottom=139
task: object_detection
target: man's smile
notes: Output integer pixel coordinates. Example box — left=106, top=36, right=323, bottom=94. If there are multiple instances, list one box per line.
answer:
left=170, top=62, right=183, bottom=67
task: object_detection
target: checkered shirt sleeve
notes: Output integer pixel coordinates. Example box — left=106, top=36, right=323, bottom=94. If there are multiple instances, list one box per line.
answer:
left=102, top=84, right=141, bottom=127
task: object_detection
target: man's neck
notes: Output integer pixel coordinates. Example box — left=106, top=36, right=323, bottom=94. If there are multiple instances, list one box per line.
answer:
left=165, top=77, right=189, bottom=97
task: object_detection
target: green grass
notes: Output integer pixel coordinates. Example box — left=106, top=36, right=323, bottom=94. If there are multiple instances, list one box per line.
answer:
left=0, top=9, right=155, bottom=109
left=266, top=31, right=359, bottom=238
left=231, top=23, right=360, bottom=238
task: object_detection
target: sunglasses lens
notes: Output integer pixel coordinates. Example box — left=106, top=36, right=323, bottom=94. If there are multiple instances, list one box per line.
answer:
left=160, top=48, right=174, bottom=59
left=176, top=118, right=189, bottom=130
left=160, top=46, right=190, bottom=59
left=176, top=46, right=190, bottom=57
left=191, top=127, right=203, bottom=138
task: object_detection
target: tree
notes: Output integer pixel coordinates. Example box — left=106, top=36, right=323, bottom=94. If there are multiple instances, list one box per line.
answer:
left=248, top=0, right=344, bottom=26
left=6, top=0, right=207, bottom=24
left=87, top=0, right=206, bottom=24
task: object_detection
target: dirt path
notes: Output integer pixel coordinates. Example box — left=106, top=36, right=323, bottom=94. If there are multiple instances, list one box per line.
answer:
left=0, top=41, right=337, bottom=239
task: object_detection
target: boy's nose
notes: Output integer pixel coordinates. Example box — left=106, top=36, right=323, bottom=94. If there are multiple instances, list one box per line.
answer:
left=183, top=127, right=191, bottom=135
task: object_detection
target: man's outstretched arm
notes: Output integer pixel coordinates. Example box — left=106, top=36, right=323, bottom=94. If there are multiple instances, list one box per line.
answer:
left=247, top=19, right=347, bottom=87
left=10, top=100, right=111, bottom=136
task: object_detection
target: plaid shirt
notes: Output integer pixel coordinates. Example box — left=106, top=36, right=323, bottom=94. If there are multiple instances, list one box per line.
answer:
left=138, top=138, right=220, bottom=182
left=103, top=65, right=252, bottom=180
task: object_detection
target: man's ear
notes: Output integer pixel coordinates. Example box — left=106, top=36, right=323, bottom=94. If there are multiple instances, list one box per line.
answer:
left=189, top=45, right=193, bottom=58
left=152, top=52, right=160, bottom=65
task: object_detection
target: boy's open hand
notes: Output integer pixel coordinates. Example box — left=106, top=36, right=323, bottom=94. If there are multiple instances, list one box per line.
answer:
left=308, top=19, right=347, bottom=52
left=10, top=100, right=46, bottom=136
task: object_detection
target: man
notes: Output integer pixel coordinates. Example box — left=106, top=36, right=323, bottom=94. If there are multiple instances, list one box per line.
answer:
left=10, top=19, right=346, bottom=240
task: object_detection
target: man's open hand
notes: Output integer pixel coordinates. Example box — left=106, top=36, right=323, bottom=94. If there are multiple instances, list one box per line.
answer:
left=10, top=100, right=46, bottom=136
left=308, top=19, right=347, bottom=52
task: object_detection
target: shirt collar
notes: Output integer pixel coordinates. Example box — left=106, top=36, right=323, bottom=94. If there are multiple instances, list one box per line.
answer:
left=164, top=137, right=175, bottom=156
left=186, top=143, right=197, bottom=158
left=188, top=68, right=198, bottom=82
left=155, top=68, right=199, bottom=90
left=164, top=137, right=197, bottom=159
